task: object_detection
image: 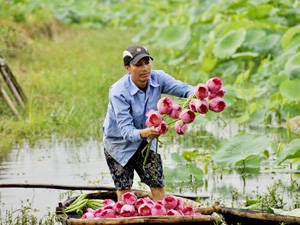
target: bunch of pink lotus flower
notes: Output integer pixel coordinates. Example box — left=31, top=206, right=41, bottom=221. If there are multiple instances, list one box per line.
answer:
left=146, top=76, right=226, bottom=136
left=81, top=192, right=203, bottom=219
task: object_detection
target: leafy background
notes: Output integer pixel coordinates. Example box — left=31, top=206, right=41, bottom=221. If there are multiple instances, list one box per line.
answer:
left=0, top=0, right=300, bottom=207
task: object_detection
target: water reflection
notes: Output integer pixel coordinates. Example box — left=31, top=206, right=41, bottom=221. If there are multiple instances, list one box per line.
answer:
left=0, top=133, right=299, bottom=219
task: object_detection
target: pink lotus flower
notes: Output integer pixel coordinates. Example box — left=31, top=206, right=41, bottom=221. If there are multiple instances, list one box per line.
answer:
left=188, top=99, right=197, bottom=112
left=169, top=104, right=182, bottom=119
left=209, top=96, right=226, bottom=112
left=175, top=198, right=184, bottom=211
left=81, top=211, right=95, bottom=219
left=174, top=120, right=187, bottom=135
left=145, top=110, right=163, bottom=127
left=135, top=198, right=145, bottom=209
left=194, top=212, right=203, bottom=216
left=98, top=208, right=116, bottom=218
left=114, top=201, right=124, bottom=214
left=121, top=192, right=137, bottom=205
left=208, top=89, right=225, bottom=99
left=86, top=208, right=95, bottom=213
left=120, top=204, right=136, bottom=217
left=157, top=97, right=173, bottom=114
left=156, top=121, right=168, bottom=134
left=182, top=206, right=195, bottom=216
left=102, top=199, right=115, bottom=209
left=206, top=77, right=223, bottom=93
left=143, top=197, right=155, bottom=206
left=138, top=203, right=153, bottom=216
left=93, top=208, right=103, bottom=218
left=167, top=209, right=182, bottom=216
left=179, top=109, right=196, bottom=124
left=194, top=84, right=208, bottom=99
left=151, top=202, right=167, bottom=216
left=194, top=99, right=209, bottom=114
left=162, top=195, right=178, bottom=210
left=156, top=200, right=163, bottom=205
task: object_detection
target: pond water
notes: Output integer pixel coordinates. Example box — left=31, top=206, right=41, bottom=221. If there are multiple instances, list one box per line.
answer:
left=0, top=123, right=299, bottom=221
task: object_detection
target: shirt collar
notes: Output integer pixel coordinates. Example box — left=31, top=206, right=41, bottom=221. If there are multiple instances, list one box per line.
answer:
left=128, top=72, right=159, bottom=95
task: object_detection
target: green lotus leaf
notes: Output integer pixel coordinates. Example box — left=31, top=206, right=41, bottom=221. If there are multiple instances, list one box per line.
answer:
left=164, top=164, right=204, bottom=187
left=243, top=29, right=266, bottom=47
left=213, top=28, right=246, bottom=59
left=285, top=66, right=300, bottom=80
left=277, top=139, right=300, bottom=164
left=285, top=52, right=300, bottom=69
left=211, top=134, right=272, bottom=168
left=281, top=25, right=300, bottom=49
left=280, top=79, right=300, bottom=101
left=154, top=25, right=191, bottom=49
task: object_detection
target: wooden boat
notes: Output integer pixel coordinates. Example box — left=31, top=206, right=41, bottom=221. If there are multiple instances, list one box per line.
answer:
left=55, top=190, right=300, bottom=225
left=55, top=190, right=223, bottom=225
left=215, top=206, right=300, bottom=225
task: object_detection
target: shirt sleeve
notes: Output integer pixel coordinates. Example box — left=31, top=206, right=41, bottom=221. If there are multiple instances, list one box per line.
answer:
left=156, top=70, right=194, bottom=97
left=110, top=93, right=142, bottom=142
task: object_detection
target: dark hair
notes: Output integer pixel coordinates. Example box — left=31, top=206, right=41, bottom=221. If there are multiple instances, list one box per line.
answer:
left=123, top=56, right=132, bottom=66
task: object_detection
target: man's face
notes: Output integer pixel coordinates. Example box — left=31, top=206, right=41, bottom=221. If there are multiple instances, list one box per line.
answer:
left=125, top=57, right=152, bottom=91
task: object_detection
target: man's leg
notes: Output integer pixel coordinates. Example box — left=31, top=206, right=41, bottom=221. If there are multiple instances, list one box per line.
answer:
left=116, top=189, right=131, bottom=201
left=150, top=187, right=165, bottom=202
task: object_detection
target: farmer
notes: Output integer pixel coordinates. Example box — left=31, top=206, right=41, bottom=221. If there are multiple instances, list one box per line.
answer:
left=102, top=44, right=194, bottom=202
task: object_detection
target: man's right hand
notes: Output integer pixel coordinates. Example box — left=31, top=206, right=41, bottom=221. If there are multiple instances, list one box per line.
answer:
left=140, top=127, right=160, bottom=139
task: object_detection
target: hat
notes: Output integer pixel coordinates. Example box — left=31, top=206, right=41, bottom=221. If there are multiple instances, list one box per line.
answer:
left=123, top=45, right=153, bottom=65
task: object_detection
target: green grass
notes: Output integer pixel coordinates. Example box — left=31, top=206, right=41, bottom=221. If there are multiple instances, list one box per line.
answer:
left=0, top=24, right=139, bottom=152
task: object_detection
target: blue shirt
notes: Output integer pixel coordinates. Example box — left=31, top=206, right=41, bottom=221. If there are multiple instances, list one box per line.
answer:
left=103, top=70, right=194, bottom=166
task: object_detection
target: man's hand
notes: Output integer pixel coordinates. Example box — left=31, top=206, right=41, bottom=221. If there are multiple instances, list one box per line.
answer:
left=140, top=127, right=160, bottom=139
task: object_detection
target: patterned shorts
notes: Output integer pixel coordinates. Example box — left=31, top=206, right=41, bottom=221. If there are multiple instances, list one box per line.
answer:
left=104, top=140, right=165, bottom=190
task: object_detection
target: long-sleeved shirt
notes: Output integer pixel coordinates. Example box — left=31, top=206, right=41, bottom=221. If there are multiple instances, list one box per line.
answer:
left=103, top=70, right=194, bottom=166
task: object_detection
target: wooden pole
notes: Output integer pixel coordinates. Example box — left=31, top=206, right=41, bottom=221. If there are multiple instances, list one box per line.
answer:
left=0, top=84, right=22, bottom=119
left=0, top=183, right=209, bottom=200
left=0, top=183, right=116, bottom=191
left=0, top=56, right=26, bottom=108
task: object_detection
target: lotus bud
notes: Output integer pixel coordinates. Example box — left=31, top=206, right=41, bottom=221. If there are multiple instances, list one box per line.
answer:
left=194, top=84, right=209, bottom=99
left=182, top=206, right=195, bottom=216
left=120, top=204, right=136, bottom=217
left=114, top=201, right=124, bottom=214
left=81, top=212, right=95, bottom=219
left=98, top=208, right=116, bottom=218
left=145, top=110, right=163, bottom=127
left=209, top=96, right=226, bottom=113
left=162, top=195, right=178, bottom=210
left=194, top=99, right=209, bottom=114
left=208, top=89, right=225, bottom=99
left=174, top=120, right=187, bottom=135
left=121, top=192, right=137, bottom=205
left=157, top=97, right=173, bottom=114
left=138, top=203, right=153, bottom=216
left=167, top=209, right=182, bottom=216
left=135, top=198, right=145, bottom=210
left=156, top=121, right=168, bottom=134
left=175, top=197, right=184, bottom=211
left=151, top=202, right=167, bottom=216
left=179, top=109, right=196, bottom=124
left=206, top=77, right=223, bottom=93
left=169, top=104, right=182, bottom=119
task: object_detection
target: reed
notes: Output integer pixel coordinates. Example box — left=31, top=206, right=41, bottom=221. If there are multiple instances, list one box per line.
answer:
left=0, top=24, right=139, bottom=152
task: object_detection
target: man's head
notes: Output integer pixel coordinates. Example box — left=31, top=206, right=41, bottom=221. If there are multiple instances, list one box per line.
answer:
left=123, top=45, right=153, bottom=66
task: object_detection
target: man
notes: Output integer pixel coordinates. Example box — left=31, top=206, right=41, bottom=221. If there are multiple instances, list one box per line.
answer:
left=103, top=45, right=194, bottom=201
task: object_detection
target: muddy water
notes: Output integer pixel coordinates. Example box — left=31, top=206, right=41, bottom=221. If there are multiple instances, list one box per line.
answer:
left=0, top=130, right=298, bottom=219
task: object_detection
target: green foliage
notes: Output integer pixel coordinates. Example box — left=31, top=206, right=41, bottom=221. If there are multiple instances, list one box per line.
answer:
left=211, top=133, right=272, bottom=172
left=277, top=138, right=300, bottom=164
left=0, top=199, right=57, bottom=225
left=164, top=152, right=204, bottom=190
left=1, top=0, right=300, bottom=183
